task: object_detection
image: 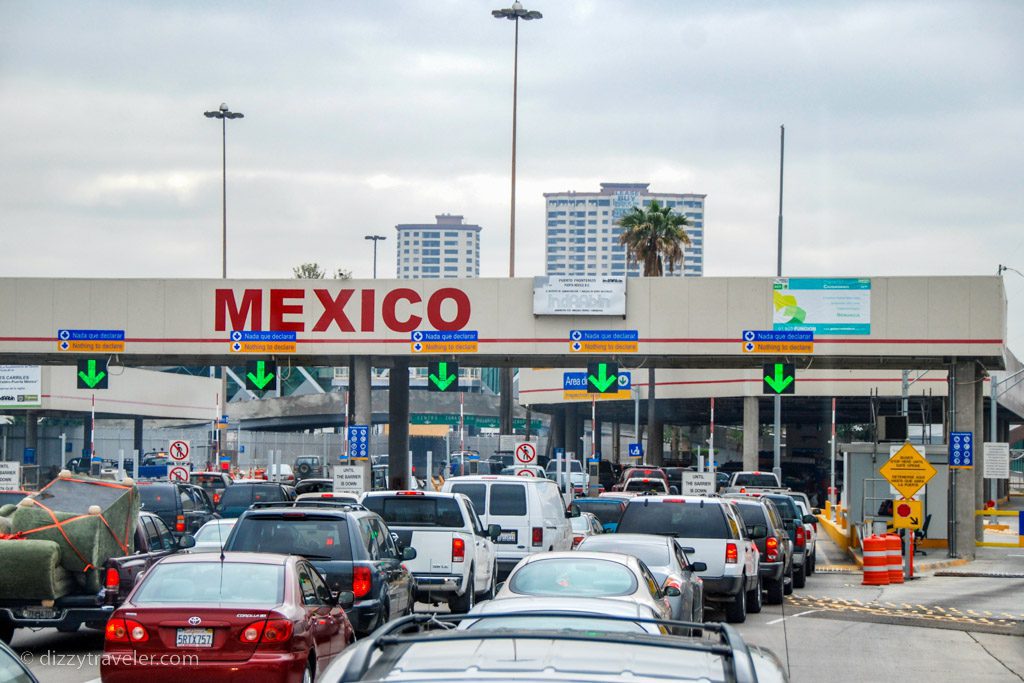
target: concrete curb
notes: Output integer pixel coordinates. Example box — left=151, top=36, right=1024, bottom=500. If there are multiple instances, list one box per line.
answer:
left=848, top=553, right=969, bottom=573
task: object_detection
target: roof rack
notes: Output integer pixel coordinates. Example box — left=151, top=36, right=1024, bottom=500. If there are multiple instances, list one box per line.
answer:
left=248, top=500, right=367, bottom=511
left=337, top=611, right=758, bottom=682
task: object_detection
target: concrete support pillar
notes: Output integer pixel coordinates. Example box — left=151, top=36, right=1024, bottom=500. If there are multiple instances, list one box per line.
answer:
left=592, top=418, right=602, bottom=458
left=353, top=356, right=372, bottom=427
left=611, top=422, right=621, bottom=462
left=133, top=418, right=144, bottom=463
left=650, top=419, right=665, bottom=465
left=647, top=369, right=661, bottom=465
left=974, top=372, right=985, bottom=538
left=388, top=360, right=410, bottom=490
left=499, top=367, right=514, bottom=435
left=743, top=396, right=759, bottom=470
left=548, top=407, right=566, bottom=456
left=953, top=361, right=977, bottom=559
left=565, top=404, right=580, bottom=456
left=25, top=410, right=38, bottom=458
left=525, top=406, right=532, bottom=440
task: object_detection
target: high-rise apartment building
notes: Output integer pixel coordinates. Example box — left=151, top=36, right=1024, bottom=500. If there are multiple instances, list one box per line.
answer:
left=543, top=183, right=706, bottom=277
left=395, top=214, right=481, bottom=279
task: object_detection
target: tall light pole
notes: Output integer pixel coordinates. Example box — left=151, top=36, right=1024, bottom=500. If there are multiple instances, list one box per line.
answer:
left=493, top=2, right=541, bottom=436
left=204, top=103, right=243, bottom=470
left=365, top=235, right=387, bottom=279
left=204, top=103, right=244, bottom=278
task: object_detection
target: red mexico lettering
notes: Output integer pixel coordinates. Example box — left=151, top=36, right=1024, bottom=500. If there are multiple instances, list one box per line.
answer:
left=215, top=289, right=262, bottom=331
left=269, top=289, right=305, bottom=332
left=312, top=289, right=355, bottom=332
left=382, top=288, right=422, bottom=332
left=427, top=288, right=471, bottom=330
left=360, top=289, right=375, bottom=332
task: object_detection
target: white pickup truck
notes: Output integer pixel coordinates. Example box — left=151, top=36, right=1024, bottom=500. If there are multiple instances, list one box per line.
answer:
left=360, top=490, right=501, bottom=612
left=724, top=471, right=786, bottom=495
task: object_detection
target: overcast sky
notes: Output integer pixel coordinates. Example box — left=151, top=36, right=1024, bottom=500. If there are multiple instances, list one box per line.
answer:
left=2, top=1, right=1022, bottom=351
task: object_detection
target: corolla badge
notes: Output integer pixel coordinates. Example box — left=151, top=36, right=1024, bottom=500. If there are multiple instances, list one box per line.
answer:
left=188, top=616, right=202, bottom=626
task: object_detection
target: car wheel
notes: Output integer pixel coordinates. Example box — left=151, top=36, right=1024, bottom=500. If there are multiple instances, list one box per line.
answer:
left=724, top=578, right=747, bottom=624
left=766, top=571, right=785, bottom=604
left=746, top=575, right=763, bottom=614
left=784, top=562, right=794, bottom=596
left=793, top=562, right=807, bottom=589
left=450, top=570, right=476, bottom=613
left=0, top=622, right=14, bottom=645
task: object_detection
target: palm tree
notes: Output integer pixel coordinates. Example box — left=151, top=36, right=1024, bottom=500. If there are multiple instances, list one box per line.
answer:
left=617, top=200, right=691, bottom=465
left=617, top=199, right=691, bottom=276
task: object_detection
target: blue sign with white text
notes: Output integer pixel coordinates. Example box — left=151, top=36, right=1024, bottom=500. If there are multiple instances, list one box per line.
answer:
left=742, top=330, right=814, bottom=343
left=949, top=431, right=973, bottom=467
left=564, top=371, right=631, bottom=391
left=229, top=330, right=297, bottom=342
left=58, top=329, right=125, bottom=341
left=569, top=330, right=639, bottom=342
left=347, top=425, right=370, bottom=459
left=628, top=443, right=644, bottom=458
left=410, top=330, right=478, bottom=342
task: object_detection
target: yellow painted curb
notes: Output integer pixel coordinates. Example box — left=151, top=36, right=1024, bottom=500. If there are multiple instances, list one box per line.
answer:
left=816, top=514, right=850, bottom=554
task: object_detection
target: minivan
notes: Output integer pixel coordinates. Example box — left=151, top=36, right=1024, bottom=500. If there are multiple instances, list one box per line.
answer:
left=442, top=475, right=574, bottom=579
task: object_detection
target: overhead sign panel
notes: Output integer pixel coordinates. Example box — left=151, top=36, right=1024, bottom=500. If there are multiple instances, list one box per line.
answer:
left=57, top=329, right=125, bottom=353
left=76, top=358, right=108, bottom=389
left=880, top=442, right=937, bottom=499
left=427, top=361, right=459, bottom=392
left=741, top=329, right=814, bottom=354
left=411, top=330, right=478, bottom=353
left=0, top=366, right=41, bottom=408
left=586, top=362, right=620, bottom=394
left=533, top=276, right=626, bottom=316
left=762, top=363, right=795, bottom=395
left=245, top=360, right=277, bottom=391
left=569, top=329, right=638, bottom=354
left=230, top=330, right=296, bottom=354
left=563, top=369, right=631, bottom=401
left=773, top=278, right=871, bottom=335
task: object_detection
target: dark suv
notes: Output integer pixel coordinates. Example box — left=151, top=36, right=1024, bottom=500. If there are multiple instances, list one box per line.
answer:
left=724, top=495, right=793, bottom=603
left=215, top=480, right=295, bottom=518
left=761, top=492, right=812, bottom=589
left=294, top=455, right=325, bottom=481
left=136, top=482, right=217, bottom=537
left=222, top=501, right=417, bottom=637
left=189, top=471, right=233, bottom=507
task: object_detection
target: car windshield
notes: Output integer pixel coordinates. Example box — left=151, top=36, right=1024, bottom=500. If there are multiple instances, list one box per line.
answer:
left=133, top=562, right=283, bottom=605
left=362, top=495, right=464, bottom=527
left=733, top=473, right=778, bottom=487
left=763, top=495, right=800, bottom=522
left=625, top=468, right=666, bottom=481
left=193, top=520, right=236, bottom=543
left=624, top=479, right=665, bottom=492
left=191, top=476, right=226, bottom=493
left=546, top=460, right=583, bottom=473
left=137, top=486, right=175, bottom=513
left=218, top=484, right=286, bottom=516
left=733, top=504, right=768, bottom=527
left=575, top=501, right=624, bottom=526
left=227, top=517, right=352, bottom=560
left=509, top=558, right=638, bottom=597
left=618, top=501, right=729, bottom=539
left=579, top=539, right=670, bottom=569
left=449, top=483, right=486, bottom=514
left=465, top=615, right=648, bottom=633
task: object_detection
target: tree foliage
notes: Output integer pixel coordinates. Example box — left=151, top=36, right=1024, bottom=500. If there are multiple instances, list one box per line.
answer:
left=617, top=200, right=692, bottom=276
left=292, top=263, right=352, bottom=280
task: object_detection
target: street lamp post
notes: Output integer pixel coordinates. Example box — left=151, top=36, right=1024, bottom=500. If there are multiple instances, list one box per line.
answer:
left=365, top=235, right=387, bottom=279
left=203, top=103, right=244, bottom=278
left=204, top=103, right=243, bottom=470
left=493, top=2, right=541, bottom=436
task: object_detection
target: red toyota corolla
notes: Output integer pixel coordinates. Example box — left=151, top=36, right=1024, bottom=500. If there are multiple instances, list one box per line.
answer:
left=101, top=552, right=354, bottom=683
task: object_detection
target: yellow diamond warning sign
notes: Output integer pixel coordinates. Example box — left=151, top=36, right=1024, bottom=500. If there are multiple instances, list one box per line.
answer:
left=879, top=443, right=937, bottom=500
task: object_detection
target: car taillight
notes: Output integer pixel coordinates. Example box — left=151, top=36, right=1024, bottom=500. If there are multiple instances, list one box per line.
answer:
left=213, top=492, right=221, bottom=504
left=397, top=491, right=424, bottom=496
left=795, top=525, right=806, bottom=549
left=176, top=515, right=186, bottom=533
left=239, top=618, right=293, bottom=645
left=765, top=536, right=779, bottom=562
left=352, top=565, right=372, bottom=599
left=663, top=499, right=686, bottom=503
left=572, top=535, right=584, bottom=548
left=452, top=537, right=465, bottom=563
left=104, top=567, right=119, bottom=591
left=726, top=542, right=739, bottom=564
left=532, top=527, right=543, bottom=547
left=105, top=617, right=148, bottom=643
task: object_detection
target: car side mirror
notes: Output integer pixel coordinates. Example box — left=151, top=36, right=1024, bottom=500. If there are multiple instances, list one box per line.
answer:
left=669, top=486, right=679, bottom=495
left=803, top=514, right=817, bottom=524
left=177, top=534, right=196, bottom=550
left=336, top=590, right=355, bottom=609
left=488, top=524, right=502, bottom=542
left=663, top=585, right=682, bottom=597
left=812, top=508, right=821, bottom=515
left=690, top=562, right=707, bottom=573
left=402, top=546, right=417, bottom=561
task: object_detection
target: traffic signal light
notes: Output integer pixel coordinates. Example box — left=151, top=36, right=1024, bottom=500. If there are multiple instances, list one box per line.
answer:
left=245, top=360, right=277, bottom=391
left=587, top=362, right=619, bottom=394
left=76, top=358, right=108, bottom=389
left=427, top=362, right=459, bottom=392
left=762, top=363, right=796, bottom=395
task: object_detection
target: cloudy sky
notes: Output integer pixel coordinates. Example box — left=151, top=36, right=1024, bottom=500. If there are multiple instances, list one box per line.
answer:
left=2, top=1, right=1022, bottom=350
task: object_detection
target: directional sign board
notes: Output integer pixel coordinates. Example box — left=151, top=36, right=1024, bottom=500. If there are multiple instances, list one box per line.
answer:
left=741, top=330, right=814, bottom=354
left=427, top=361, right=459, bottom=392
left=983, top=442, right=1010, bottom=479
left=628, top=443, right=644, bottom=458
left=586, top=362, right=619, bottom=394
left=410, top=330, right=478, bottom=353
left=880, top=442, right=937, bottom=499
left=229, top=330, right=296, bottom=354
left=892, top=498, right=924, bottom=530
left=333, top=463, right=369, bottom=495
left=347, top=425, right=370, bottom=459
left=563, top=371, right=631, bottom=401
left=245, top=360, right=278, bottom=391
left=167, top=465, right=190, bottom=483
left=762, top=363, right=796, bottom=395
left=76, top=359, right=109, bottom=390
left=168, top=440, right=191, bottom=462
left=57, top=329, right=125, bottom=353
left=569, top=330, right=638, bottom=354
left=949, top=432, right=973, bottom=469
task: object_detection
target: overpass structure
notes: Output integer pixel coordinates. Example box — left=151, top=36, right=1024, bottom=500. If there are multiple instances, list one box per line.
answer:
left=0, top=275, right=1011, bottom=557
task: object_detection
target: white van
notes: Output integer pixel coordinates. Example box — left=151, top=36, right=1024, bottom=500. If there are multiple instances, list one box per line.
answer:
left=442, top=475, right=573, bottom=579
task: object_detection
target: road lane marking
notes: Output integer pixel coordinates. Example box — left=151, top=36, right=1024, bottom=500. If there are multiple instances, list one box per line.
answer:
left=767, top=609, right=819, bottom=625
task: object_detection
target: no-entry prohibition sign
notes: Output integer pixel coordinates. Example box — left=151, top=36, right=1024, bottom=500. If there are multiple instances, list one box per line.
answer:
left=168, top=465, right=190, bottom=483
left=516, top=468, right=537, bottom=477
left=515, top=442, right=537, bottom=465
left=168, top=440, right=191, bottom=462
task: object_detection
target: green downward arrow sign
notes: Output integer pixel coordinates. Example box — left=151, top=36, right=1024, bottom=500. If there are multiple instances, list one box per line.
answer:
left=588, top=363, right=617, bottom=393
left=247, top=361, right=276, bottom=390
left=764, top=363, right=795, bottom=394
left=429, top=362, right=457, bottom=391
left=78, top=359, right=106, bottom=388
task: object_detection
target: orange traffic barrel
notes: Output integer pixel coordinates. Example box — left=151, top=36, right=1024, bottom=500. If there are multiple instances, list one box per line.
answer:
left=862, top=534, right=890, bottom=585
left=886, top=533, right=904, bottom=584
